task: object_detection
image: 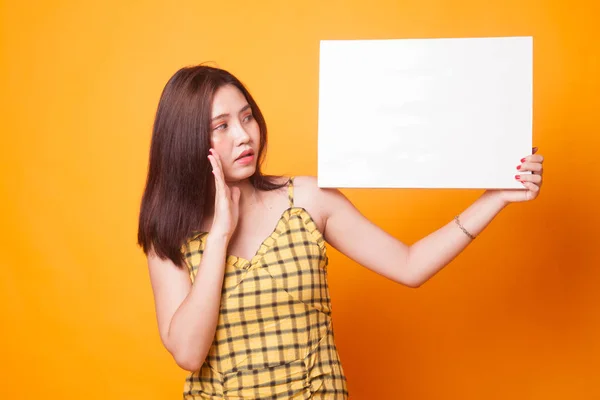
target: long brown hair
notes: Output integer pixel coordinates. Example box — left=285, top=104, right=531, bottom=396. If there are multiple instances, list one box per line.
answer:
left=137, top=65, right=288, bottom=267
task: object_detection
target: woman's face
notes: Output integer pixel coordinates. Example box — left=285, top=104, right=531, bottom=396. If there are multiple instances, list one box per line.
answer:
left=209, top=84, right=260, bottom=182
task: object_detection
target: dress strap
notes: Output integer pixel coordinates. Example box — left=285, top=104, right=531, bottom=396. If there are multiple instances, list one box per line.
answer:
left=287, top=176, right=294, bottom=207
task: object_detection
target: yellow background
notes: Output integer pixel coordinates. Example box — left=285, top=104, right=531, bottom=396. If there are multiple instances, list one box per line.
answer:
left=2, top=0, right=598, bottom=398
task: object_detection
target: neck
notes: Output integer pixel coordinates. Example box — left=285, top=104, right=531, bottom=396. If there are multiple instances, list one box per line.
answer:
left=228, top=178, right=261, bottom=210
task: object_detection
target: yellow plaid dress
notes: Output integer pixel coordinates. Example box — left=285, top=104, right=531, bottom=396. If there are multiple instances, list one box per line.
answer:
left=180, top=177, right=349, bottom=399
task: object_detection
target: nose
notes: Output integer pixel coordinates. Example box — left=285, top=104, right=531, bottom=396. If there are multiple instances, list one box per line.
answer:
left=232, top=122, right=250, bottom=146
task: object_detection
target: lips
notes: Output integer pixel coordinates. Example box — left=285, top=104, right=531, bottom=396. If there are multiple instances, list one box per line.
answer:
left=235, top=149, right=254, bottom=161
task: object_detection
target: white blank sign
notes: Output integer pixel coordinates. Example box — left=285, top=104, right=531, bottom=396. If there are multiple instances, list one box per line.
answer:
left=317, top=36, right=533, bottom=189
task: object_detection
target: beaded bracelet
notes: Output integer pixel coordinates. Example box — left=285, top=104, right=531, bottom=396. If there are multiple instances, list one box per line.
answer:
left=454, top=215, right=476, bottom=240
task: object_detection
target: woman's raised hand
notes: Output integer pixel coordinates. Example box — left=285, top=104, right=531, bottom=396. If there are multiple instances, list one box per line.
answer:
left=207, top=149, right=240, bottom=239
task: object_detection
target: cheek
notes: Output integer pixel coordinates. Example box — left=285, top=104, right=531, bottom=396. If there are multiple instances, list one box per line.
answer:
left=209, top=143, right=230, bottom=166
left=250, top=121, right=261, bottom=142
left=210, top=134, right=229, bottom=151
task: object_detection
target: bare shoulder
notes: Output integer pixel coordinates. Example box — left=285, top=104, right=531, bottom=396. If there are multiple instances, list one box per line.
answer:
left=291, top=176, right=350, bottom=233
left=292, top=175, right=347, bottom=204
left=290, top=175, right=319, bottom=204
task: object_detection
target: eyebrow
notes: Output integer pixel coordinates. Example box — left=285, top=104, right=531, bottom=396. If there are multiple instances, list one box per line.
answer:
left=211, top=104, right=252, bottom=122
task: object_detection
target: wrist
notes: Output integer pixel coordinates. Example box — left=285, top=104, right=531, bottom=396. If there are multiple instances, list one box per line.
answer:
left=206, top=231, right=230, bottom=246
left=483, top=189, right=510, bottom=209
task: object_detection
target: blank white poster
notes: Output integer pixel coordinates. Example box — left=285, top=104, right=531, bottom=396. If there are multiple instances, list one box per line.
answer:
left=317, top=36, right=532, bottom=189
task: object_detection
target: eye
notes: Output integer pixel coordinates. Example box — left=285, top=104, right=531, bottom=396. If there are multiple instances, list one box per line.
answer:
left=213, top=123, right=227, bottom=131
left=242, top=113, right=253, bottom=122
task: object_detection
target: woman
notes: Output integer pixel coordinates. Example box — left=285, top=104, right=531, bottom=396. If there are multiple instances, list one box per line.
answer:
left=137, top=65, right=544, bottom=399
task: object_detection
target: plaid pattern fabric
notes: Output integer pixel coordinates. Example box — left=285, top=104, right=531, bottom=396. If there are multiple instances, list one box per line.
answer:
left=180, top=177, right=349, bottom=399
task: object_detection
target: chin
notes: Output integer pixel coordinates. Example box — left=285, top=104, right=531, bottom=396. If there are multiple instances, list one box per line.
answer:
left=227, top=165, right=257, bottom=182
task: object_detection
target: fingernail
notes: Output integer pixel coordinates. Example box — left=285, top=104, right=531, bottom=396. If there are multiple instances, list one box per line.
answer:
left=515, top=175, right=521, bottom=180
left=516, top=165, right=521, bottom=170
left=521, top=158, right=526, bottom=163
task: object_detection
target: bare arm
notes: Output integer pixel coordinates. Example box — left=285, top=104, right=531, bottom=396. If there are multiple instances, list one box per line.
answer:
left=147, top=233, right=229, bottom=371
left=314, top=179, right=507, bottom=288
left=313, top=150, right=544, bottom=287
left=402, top=191, right=507, bottom=286
left=147, top=149, right=241, bottom=371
